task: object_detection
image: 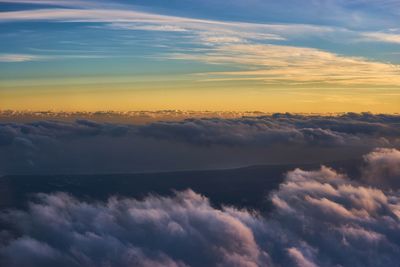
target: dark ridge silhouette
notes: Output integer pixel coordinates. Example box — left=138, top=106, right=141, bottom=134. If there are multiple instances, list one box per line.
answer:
left=0, top=159, right=361, bottom=212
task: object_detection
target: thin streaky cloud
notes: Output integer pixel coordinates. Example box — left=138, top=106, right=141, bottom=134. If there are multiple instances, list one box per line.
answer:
left=1, top=2, right=399, bottom=87
left=171, top=44, right=400, bottom=86
left=0, top=8, right=334, bottom=34
left=0, top=53, right=40, bottom=62
left=0, top=6, right=395, bottom=48
left=0, top=0, right=104, bottom=8
left=0, top=5, right=393, bottom=47
left=362, top=32, right=400, bottom=44
left=0, top=53, right=108, bottom=62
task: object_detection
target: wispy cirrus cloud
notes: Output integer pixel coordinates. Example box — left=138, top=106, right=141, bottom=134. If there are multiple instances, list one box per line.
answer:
left=175, top=44, right=400, bottom=86
left=0, top=7, right=325, bottom=39
left=0, top=53, right=41, bottom=62
left=362, top=31, right=400, bottom=44
left=1, top=3, right=399, bottom=86
left=0, top=53, right=107, bottom=62
left=0, top=0, right=100, bottom=8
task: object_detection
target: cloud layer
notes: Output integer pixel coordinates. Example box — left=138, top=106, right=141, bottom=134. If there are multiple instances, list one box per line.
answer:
left=1, top=148, right=400, bottom=266
left=138, top=113, right=400, bottom=146
left=0, top=113, right=399, bottom=174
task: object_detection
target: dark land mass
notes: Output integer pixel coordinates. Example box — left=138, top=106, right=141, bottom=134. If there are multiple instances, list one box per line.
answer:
left=0, top=159, right=361, bottom=212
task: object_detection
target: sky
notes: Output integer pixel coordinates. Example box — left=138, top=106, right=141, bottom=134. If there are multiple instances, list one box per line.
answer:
left=0, top=0, right=400, bottom=112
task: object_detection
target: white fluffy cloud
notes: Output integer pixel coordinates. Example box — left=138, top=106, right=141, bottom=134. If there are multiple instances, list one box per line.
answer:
left=362, top=148, right=400, bottom=189
left=0, top=191, right=266, bottom=267
left=1, top=149, right=400, bottom=266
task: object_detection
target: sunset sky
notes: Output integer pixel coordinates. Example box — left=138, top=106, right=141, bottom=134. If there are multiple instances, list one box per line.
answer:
left=1, top=0, right=400, bottom=112
left=2, top=2, right=400, bottom=266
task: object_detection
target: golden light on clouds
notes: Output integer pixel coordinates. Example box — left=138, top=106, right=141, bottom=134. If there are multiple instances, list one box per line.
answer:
left=175, top=44, right=400, bottom=86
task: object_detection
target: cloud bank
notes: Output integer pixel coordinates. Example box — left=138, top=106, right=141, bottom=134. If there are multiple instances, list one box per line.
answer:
left=0, top=113, right=399, bottom=174
left=1, top=148, right=400, bottom=266
left=138, top=113, right=400, bottom=146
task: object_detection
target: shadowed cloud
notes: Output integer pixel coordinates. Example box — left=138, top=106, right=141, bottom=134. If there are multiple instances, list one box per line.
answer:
left=0, top=113, right=399, bottom=174
left=1, top=148, right=400, bottom=266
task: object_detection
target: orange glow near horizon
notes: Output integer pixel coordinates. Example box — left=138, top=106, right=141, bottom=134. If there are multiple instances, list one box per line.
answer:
left=1, top=81, right=400, bottom=113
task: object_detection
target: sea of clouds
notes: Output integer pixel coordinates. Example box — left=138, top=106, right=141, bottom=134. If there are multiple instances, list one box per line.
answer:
left=1, top=148, right=399, bottom=267
left=1, top=113, right=399, bottom=174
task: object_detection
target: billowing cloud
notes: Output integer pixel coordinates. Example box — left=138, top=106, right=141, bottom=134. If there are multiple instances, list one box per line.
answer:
left=362, top=148, right=400, bottom=189
left=0, top=190, right=267, bottom=267
left=1, top=149, right=400, bottom=266
left=264, top=162, right=400, bottom=266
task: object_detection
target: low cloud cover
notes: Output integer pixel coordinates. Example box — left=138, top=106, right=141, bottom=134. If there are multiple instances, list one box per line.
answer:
left=0, top=113, right=399, bottom=174
left=138, top=112, right=400, bottom=146
left=1, top=148, right=400, bottom=266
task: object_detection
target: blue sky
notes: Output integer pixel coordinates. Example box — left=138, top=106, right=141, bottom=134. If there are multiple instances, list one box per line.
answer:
left=0, top=0, right=399, bottom=112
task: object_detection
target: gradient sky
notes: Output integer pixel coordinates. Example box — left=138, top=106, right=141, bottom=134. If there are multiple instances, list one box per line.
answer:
left=0, top=0, right=400, bottom=112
